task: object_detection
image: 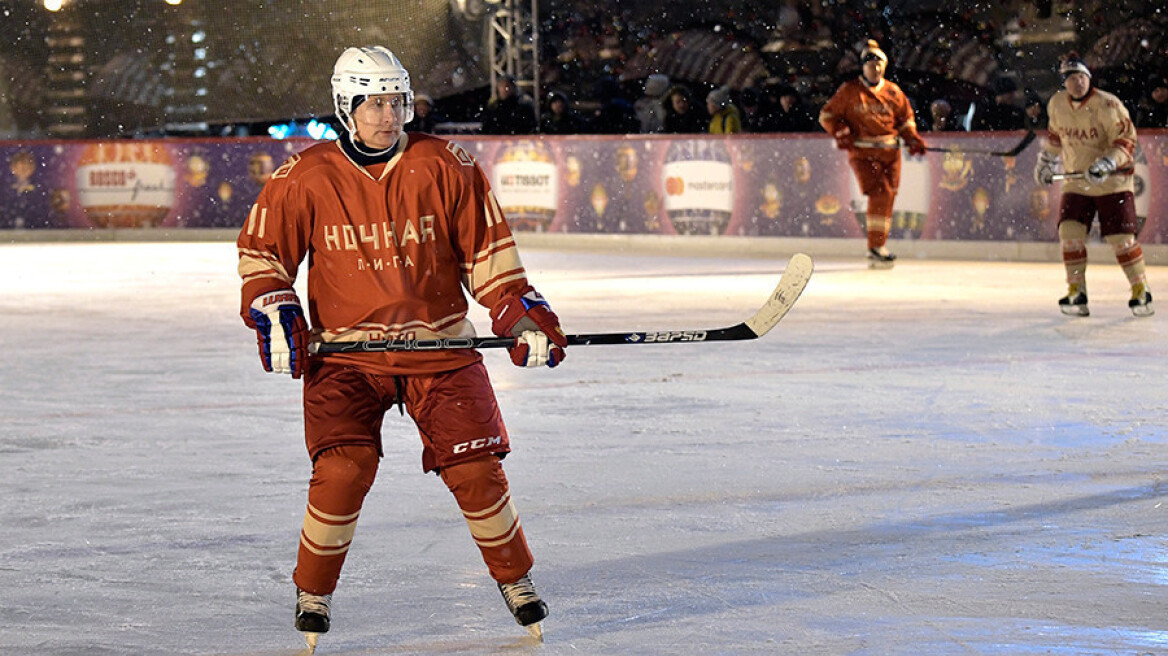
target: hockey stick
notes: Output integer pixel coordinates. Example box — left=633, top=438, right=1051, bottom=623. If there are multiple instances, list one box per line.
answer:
left=1050, top=166, right=1135, bottom=181
left=309, top=253, right=814, bottom=354
left=856, top=130, right=1036, bottom=157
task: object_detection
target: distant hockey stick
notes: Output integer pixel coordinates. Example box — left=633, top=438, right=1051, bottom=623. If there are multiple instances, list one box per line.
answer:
left=1050, top=166, right=1135, bottom=181
left=309, top=253, right=814, bottom=354
left=856, top=130, right=1036, bottom=157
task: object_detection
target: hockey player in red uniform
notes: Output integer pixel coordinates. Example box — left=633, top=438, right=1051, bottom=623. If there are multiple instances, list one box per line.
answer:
left=1034, top=52, right=1154, bottom=317
left=237, top=46, right=565, bottom=649
left=819, top=39, right=928, bottom=269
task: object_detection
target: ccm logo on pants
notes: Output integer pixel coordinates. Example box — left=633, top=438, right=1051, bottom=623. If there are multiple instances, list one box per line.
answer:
left=453, top=436, right=504, bottom=454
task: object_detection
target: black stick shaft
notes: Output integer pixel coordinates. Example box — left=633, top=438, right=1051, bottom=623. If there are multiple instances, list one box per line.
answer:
left=308, top=252, right=813, bottom=355
left=311, top=324, right=756, bottom=354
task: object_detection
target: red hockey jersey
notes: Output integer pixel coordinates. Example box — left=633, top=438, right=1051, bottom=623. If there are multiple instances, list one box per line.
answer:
left=819, top=77, right=920, bottom=146
left=238, top=133, right=537, bottom=375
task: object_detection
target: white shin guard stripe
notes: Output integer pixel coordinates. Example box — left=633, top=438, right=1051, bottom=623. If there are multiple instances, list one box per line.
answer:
left=301, top=504, right=359, bottom=553
left=472, top=518, right=522, bottom=548
left=462, top=492, right=511, bottom=521
left=307, top=503, right=361, bottom=523
left=300, top=535, right=351, bottom=557
left=464, top=497, right=519, bottom=542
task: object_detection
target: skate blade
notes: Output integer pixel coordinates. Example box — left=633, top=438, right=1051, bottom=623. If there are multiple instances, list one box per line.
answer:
left=1131, top=305, right=1154, bottom=317
left=303, top=632, right=319, bottom=653
left=867, top=260, right=895, bottom=270
left=525, top=621, right=544, bottom=642
left=1060, top=305, right=1089, bottom=317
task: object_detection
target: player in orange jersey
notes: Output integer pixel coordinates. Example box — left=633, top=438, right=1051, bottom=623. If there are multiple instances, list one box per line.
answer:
left=237, top=46, right=563, bottom=649
left=819, top=39, right=928, bottom=268
left=1034, top=52, right=1153, bottom=317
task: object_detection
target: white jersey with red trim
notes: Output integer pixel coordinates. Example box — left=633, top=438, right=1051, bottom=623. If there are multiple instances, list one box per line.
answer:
left=237, top=132, right=536, bottom=376
left=1044, top=87, right=1137, bottom=196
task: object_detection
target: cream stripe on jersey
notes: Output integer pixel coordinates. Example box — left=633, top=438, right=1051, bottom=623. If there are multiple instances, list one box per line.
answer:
left=319, top=310, right=474, bottom=342
left=238, top=249, right=294, bottom=286
left=467, top=241, right=525, bottom=300
left=484, top=193, right=506, bottom=229
left=244, top=204, right=267, bottom=239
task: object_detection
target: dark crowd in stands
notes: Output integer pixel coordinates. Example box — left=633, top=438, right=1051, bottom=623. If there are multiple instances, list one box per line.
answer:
left=405, top=0, right=1168, bottom=136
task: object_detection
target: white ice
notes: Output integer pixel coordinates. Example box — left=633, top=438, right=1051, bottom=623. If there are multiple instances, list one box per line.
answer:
left=1, top=240, right=1166, bottom=655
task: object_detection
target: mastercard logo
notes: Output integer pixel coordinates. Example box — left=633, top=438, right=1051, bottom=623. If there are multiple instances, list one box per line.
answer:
left=665, top=177, right=685, bottom=195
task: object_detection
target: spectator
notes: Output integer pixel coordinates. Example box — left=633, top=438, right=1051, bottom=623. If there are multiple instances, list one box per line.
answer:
left=706, top=86, right=742, bottom=134
left=738, top=87, right=766, bottom=132
left=661, top=85, right=708, bottom=134
left=1023, top=89, right=1048, bottom=131
left=971, top=76, right=1026, bottom=131
left=1134, top=74, right=1168, bottom=128
left=771, top=85, right=819, bottom=132
left=590, top=75, right=639, bottom=135
left=753, top=83, right=787, bottom=132
left=635, top=74, right=671, bottom=133
left=406, top=93, right=445, bottom=133
left=479, top=75, right=538, bottom=135
left=540, top=90, right=588, bottom=134
left=928, top=99, right=964, bottom=132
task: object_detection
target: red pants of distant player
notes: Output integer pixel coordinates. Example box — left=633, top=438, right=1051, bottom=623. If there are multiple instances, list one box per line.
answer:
left=849, top=149, right=901, bottom=247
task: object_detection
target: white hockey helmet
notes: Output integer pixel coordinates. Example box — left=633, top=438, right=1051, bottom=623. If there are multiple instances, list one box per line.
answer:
left=1058, top=53, right=1091, bottom=80
left=331, top=46, right=414, bottom=129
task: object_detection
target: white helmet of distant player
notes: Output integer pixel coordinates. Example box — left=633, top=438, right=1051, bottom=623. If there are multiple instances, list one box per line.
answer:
left=331, top=46, right=414, bottom=132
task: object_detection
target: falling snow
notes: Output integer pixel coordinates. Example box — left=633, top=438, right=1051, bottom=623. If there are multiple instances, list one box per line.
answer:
left=1, top=240, right=1166, bottom=654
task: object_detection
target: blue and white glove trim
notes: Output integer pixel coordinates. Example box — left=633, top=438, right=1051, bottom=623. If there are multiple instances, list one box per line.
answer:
left=249, top=289, right=308, bottom=377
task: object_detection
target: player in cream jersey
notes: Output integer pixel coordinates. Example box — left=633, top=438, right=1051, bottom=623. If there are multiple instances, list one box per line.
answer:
left=1034, top=52, right=1153, bottom=316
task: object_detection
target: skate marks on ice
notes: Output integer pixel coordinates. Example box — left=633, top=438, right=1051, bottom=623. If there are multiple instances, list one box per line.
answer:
left=3, top=244, right=1167, bottom=655
left=214, top=631, right=542, bottom=656
left=231, top=636, right=541, bottom=656
left=529, top=480, right=1168, bottom=654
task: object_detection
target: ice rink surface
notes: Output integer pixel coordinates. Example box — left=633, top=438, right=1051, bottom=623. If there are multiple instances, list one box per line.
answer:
left=2, top=240, right=1166, bottom=656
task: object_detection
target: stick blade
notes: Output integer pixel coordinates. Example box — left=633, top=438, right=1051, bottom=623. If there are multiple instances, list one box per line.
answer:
left=743, top=253, right=813, bottom=338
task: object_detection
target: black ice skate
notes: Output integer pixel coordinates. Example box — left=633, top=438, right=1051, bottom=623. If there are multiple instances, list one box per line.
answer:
left=1129, top=283, right=1154, bottom=317
left=866, top=247, right=897, bottom=270
left=295, top=588, right=331, bottom=652
left=499, top=573, right=548, bottom=641
left=1059, top=284, right=1089, bottom=316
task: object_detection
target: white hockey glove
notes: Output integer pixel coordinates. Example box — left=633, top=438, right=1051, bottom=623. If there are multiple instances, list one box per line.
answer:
left=490, top=287, right=567, bottom=368
left=1033, top=150, right=1059, bottom=186
left=1085, top=156, right=1116, bottom=185
left=514, top=331, right=556, bottom=367
left=248, top=289, right=309, bottom=378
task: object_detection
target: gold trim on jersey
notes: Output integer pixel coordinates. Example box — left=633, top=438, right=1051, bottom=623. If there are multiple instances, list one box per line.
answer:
left=238, top=248, right=295, bottom=286
left=464, top=236, right=525, bottom=301
left=319, top=315, right=476, bottom=343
